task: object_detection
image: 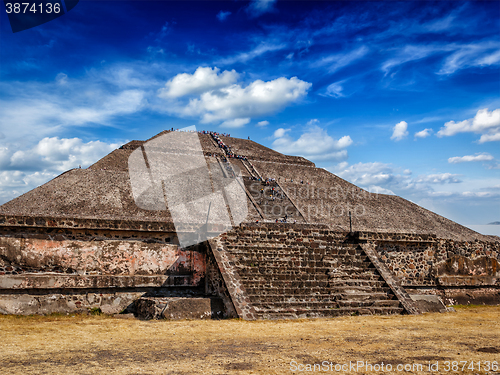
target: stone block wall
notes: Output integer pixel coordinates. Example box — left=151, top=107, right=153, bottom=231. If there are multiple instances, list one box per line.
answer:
left=217, top=223, right=406, bottom=319
left=358, top=232, right=500, bottom=305
left=0, top=220, right=214, bottom=316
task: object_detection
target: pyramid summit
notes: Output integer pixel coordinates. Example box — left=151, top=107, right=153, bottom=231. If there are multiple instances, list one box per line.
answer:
left=0, top=130, right=498, bottom=318
left=0, top=130, right=492, bottom=241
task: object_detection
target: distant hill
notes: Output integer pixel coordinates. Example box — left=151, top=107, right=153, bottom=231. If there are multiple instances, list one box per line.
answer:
left=488, top=221, right=500, bottom=225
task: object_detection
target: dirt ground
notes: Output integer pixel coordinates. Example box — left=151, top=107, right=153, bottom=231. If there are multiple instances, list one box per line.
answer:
left=0, top=306, right=499, bottom=375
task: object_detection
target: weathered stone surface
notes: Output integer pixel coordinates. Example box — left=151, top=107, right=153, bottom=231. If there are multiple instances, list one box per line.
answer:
left=0, top=291, right=142, bottom=315
left=0, top=232, right=205, bottom=284
left=409, top=294, right=448, bottom=313
left=0, top=131, right=498, bottom=318
left=135, top=297, right=221, bottom=320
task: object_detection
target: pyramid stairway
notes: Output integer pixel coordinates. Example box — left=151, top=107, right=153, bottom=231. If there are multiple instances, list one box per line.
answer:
left=243, top=179, right=304, bottom=223
left=220, top=226, right=404, bottom=319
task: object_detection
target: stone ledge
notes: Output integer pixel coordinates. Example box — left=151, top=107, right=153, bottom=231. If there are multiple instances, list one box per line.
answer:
left=135, top=297, right=223, bottom=320
left=0, top=214, right=176, bottom=232
left=357, top=231, right=437, bottom=243
left=0, top=274, right=194, bottom=289
left=437, top=275, right=498, bottom=286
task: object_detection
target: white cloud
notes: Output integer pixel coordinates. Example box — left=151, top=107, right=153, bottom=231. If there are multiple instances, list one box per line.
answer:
left=438, top=42, right=500, bottom=75
left=437, top=108, right=500, bottom=142
left=314, top=46, right=369, bottom=73
left=336, top=162, right=397, bottom=187
left=158, top=67, right=239, bottom=98
left=273, top=128, right=289, bottom=138
left=166, top=74, right=311, bottom=124
left=256, top=120, right=269, bottom=127
left=448, top=153, right=494, bottom=164
left=1, top=137, right=120, bottom=173
left=272, top=125, right=352, bottom=161
left=414, top=173, right=462, bottom=184
left=381, top=42, right=500, bottom=76
left=217, top=11, right=231, bottom=22
left=334, top=162, right=463, bottom=197
left=220, top=118, right=250, bottom=128
left=56, top=72, right=68, bottom=85
left=414, top=128, right=432, bottom=139
left=382, top=45, right=444, bottom=74
left=391, top=121, right=409, bottom=141
left=246, top=0, right=276, bottom=17
left=0, top=138, right=120, bottom=204
left=0, top=68, right=147, bottom=144
left=479, top=133, right=500, bottom=143
left=216, top=42, right=287, bottom=65
left=367, top=185, right=395, bottom=195
left=324, top=81, right=345, bottom=98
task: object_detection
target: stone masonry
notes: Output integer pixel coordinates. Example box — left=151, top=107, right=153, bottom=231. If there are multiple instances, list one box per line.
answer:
left=0, top=130, right=498, bottom=318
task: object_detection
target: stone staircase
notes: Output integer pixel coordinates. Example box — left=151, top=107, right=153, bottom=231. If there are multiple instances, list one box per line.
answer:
left=220, top=226, right=404, bottom=319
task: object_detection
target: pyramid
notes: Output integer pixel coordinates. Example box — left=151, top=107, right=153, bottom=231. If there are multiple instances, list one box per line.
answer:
left=0, top=131, right=498, bottom=318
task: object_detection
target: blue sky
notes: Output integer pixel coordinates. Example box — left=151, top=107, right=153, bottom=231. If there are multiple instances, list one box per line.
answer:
left=0, top=0, right=499, bottom=234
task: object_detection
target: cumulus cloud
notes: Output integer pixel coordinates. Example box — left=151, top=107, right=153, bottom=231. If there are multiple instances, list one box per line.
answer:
left=0, top=137, right=120, bottom=204
left=220, top=118, right=250, bottom=128
left=391, top=121, right=409, bottom=141
left=273, top=128, right=290, bottom=138
left=414, top=128, right=432, bottom=139
left=1, top=137, right=120, bottom=173
left=257, top=120, right=269, bottom=127
left=336, top=162, right=398, bottom=187
left=163, top=72, right=311, bottom=125
left=333, top=162, right=465, bottom=199
left=158, top=67, right=239, bottom=98
left=437, top=108, right=500, bottom=142
left=272, top=125, right=352, bottom=161
left=448, top=153, right=494, bottom=164
left=414, top=173, right=462, bottom=184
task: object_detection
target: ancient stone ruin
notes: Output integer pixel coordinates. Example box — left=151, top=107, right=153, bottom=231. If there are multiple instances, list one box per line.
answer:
left=0, top=130, right=498, bottom=319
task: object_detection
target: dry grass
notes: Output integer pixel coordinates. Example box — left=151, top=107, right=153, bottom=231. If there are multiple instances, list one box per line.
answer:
left=0, top=306, right=499, bottom=374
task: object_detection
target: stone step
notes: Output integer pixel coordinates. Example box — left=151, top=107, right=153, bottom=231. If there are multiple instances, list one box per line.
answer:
left=254, top=306, right=405, bottom=319
left=222, top=235, right=356, bottom=242
left=225, top=241, right=356, bottom=247
left=235, top=265, right=374, bottom=275
left=251, top=298, right=400, bottom=311
left=227, top=248, right=365, bottom=257
left=234, top=261, right=370, bottom=268
left=246, top=292, right=396, bottom=304
left=238, top=269, right=381, bottom=280
left=244, top=285, right=391, bottom=295
left=241, top=281, right=386, bottom=292
left=235, top=255, right=370, bottom=263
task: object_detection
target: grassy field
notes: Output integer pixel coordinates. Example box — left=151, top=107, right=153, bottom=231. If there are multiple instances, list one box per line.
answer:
left=0, top=306, right=499, bottom=375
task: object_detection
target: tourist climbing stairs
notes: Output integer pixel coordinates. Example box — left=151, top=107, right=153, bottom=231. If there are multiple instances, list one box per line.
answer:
left=243, top=179, right=304, bottom=223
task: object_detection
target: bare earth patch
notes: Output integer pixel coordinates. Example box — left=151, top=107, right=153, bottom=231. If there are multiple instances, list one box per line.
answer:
left=0, top=306, right=499, bottom=374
